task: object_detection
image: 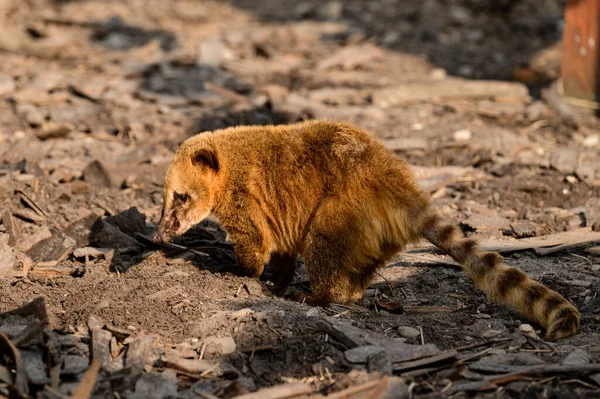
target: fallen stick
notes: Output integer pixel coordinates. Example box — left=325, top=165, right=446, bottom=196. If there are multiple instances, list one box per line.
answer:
left=0, top=333, right=29, bottom=396
left=408, top=228, right=600, bottom=256
left=71, top=358, right=101, bottom=399
left=447, top=363, right=600, bottom=395
left=135, top=233, right=209, bottom=257
left=393, top=350, right=458, bottom=372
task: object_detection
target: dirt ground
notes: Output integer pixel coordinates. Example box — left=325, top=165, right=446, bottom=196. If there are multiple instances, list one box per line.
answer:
left=1, top=0, right=600, bottom=398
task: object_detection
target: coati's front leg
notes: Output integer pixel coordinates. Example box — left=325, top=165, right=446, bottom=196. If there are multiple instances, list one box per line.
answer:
left=228, top=231, right=271, bottom=278
left=268, top=252, right=298, bottom=295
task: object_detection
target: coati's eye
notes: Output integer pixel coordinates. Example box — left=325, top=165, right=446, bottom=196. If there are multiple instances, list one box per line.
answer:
left=173, top=192, right=188, bottom=203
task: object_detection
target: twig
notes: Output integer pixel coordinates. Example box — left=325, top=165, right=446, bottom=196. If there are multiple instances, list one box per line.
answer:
left=71, top=358, right=101, bottom=399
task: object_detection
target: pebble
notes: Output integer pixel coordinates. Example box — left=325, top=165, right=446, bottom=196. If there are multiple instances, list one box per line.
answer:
left=0, top=73, right=15, bottom=96
left=231, top=308, right=254, bottom=322
left=583, top=134, right=599, bottom=147
left=518, top=323, right=538, bottom=338
left=202, top=336, right=236, bottom=355
left=591, top=265, right=600, bottom=272
left=197, top=39, right=226, bottom=67
left=453, top=129, right=472, bottom=141
left=481, top=330, right=502, bottom=339
left=306, top=307, right=320, bottom=317
left=397, top=326, right=421, bottom=339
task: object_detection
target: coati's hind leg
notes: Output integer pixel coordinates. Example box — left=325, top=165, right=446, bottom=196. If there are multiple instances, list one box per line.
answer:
left=267, top=252, right=298, bottom=296
left=300, top=217, right=381, bottom=305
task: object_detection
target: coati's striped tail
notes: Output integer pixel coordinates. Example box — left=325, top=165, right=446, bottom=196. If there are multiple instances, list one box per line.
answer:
left=420, top=212, right=580, bottom=341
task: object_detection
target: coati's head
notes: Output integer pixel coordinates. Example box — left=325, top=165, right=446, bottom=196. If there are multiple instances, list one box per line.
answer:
left=153, top=142, right=220, bottom=243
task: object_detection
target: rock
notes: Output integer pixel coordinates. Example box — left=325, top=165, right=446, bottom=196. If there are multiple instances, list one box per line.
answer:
left=449, top=5, right=472, bottom=24
left=470, top=353, right=545, bottom=374
left=73, top=247, right=115, bottom=261
left=2, top=210, right=22, bottom=247
left=202, top=336, right=236, bottom=356
left=583, top=134, right=599, bottom=147
left=18, top=226, right=52, bottom=253
left=345, top=345, right=385, bottom=363
left=61, top=355, right=89, bottom=375
left=49, top=104, right=100, bottom=123
left=562, top=349, right=592, bottom=365
left=430, top=68, right=447, bottom=80
left=453, top=129, right=472, bottom=141
left=461, top=213, right=511, bottom=232
left=584, top=198, right=600, bottom=231
left=510, top=220, right=537, bottom=238
left=16, top=104, right=45, bottom=127
left=36, top=122, right=72, bottom=141
left=231, top=308, right=254, bottom=322
left=367, top=350, right=392, bottom=375
left=317, top=1, right=343, bottom=20
left=198, top=39, right=226, bottom=67
left=397, top=326, right=420, bottom=339
left=105, top=207, right=147, bottom=237
left=130, top=369, right=178, bottom=399
left=0, top=73, right=15, bottom=96
left=549, top=148, right=579, bottom=174
left=29, top=71, right=64, bottom=92
left=83, top=160, right=115, bottom=188
left=518, top=324, right=538, bottom=338
left=306, top=307, right=320, bottom=317
left=21, top=347, right=50, bottom=385
left=90, top=219, right=143, bottom=250
left=481, top=330, right=502, bottom=339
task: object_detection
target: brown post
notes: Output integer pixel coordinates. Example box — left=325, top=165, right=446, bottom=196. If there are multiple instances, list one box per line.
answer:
left=560, top=0, right=600, bottom=106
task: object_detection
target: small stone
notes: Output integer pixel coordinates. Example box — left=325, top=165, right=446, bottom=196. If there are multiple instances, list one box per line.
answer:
left=550, top=148, right=579, bottom=174
left=198, top=39, right=226, bottom=67
left=453, top=129, right=472, bottom=141
left=510, top=220, right=537, bottom=238
left=306, top=307, right=320, bottom=317
left=518, top=324, right=538, bottom=338
left=449, top=6, right=472, bottom=24
left=565, top=175, right=578, bottom=184
left=430, top=68, right=447, bottom=80
left=583, top=134, right=599, bottom=147
left=83, top=160, right=115, bottom=188
left=482, top=330, right=502, bottom=339
left=367, top=350, right=392, bottom=375
left=591, top=265, right=600, bottom=272
left=0, top=73, right=15, bottom=96
left=231, top=308, right=254, bottom=322
left=202, top=336, right=236, bottom=355
left=62, top=355, right=90, bottom=375
left=17, top=104, right=45, bottom=127
left=562, top=349, right=592, bottom=365
left=397, top=326, right=420, bottom=339
left=36, top=122, right=72, bottom=141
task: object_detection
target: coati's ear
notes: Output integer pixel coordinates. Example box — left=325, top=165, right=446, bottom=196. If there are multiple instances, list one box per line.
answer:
left=191, top=149, right=219, bottom=171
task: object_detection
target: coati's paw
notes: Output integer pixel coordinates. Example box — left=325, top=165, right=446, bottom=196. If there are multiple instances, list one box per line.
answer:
left=544, top=306, right=581, bottom=342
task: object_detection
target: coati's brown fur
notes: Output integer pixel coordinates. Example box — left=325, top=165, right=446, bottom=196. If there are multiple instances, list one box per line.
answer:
left=154, top=120, right=580, bottom=341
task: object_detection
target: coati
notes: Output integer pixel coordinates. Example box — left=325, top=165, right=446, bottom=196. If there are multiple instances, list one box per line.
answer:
left=154, top=120, right=580, bottom=341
